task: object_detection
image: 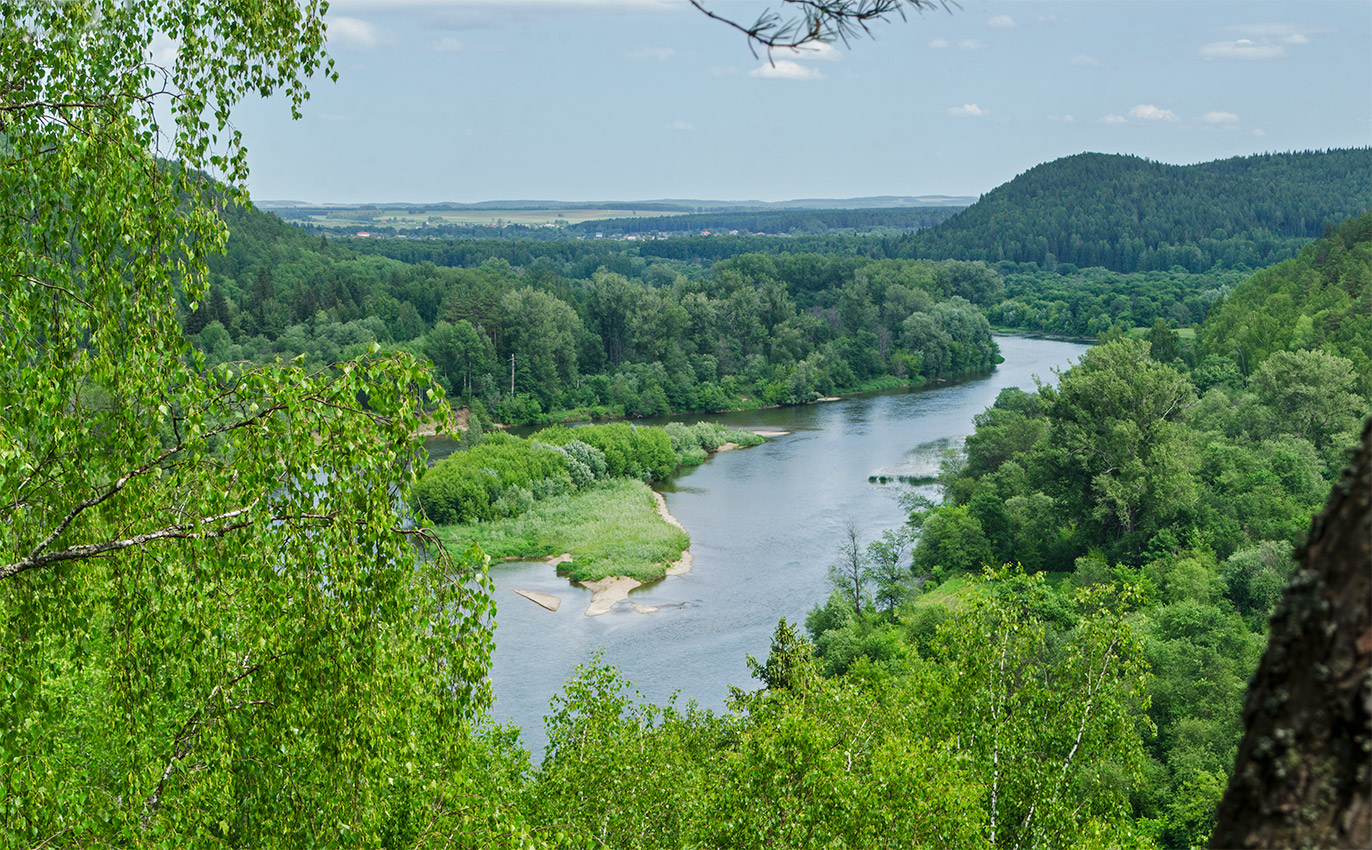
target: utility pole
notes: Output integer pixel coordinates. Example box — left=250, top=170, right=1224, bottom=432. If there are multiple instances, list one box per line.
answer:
left=509, top=353, right=515, bottom=396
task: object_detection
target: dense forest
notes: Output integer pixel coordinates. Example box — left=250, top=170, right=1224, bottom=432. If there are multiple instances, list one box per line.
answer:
left=189, top=199, right=1260, bottom=425
left=482, top=214, right=1370, bottom=849
left=8, top=8, right=1370, bottom=841
left=901, top=149, right=1372, bottom=272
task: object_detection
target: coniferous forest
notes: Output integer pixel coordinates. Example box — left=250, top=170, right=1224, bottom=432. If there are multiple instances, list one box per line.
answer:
left=3, top=3, right=1370, bottom=849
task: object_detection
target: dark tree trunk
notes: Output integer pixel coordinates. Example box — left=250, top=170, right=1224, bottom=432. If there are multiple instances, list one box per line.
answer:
left=1210, top=419, right=1371, bottom=849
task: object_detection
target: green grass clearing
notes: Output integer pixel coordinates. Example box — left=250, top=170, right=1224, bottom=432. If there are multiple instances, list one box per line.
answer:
left=437, top=478, right=686, bottom=583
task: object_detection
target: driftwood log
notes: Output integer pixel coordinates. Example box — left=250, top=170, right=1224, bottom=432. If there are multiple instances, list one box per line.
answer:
left=1211, top=419, right=1371, bottom=849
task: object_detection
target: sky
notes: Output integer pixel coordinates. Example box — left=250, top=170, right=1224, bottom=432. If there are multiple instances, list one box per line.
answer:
left=228, top=0, right=1372, bottom=204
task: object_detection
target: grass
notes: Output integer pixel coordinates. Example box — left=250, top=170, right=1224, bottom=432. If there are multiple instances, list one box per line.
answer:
left=911, top=572, right=987, bottom=610
left=437, top=479, right=687, bottom=583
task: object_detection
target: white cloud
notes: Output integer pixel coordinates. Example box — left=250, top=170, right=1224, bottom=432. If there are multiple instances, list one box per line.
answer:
left=666, top=120, right=694, bottom=131
left=148, top=33, right=179, bottom=65
left=1101, top=114, right=1127, bottom=125
left=1128, top=104, right=1179, bottom=122
left=1071, top=53, right=1105, bottom=68
left=1253, top=128, right=1268, bottom=137
left=928, top=38, right=951, bottom=49
left=750, top=60, right=825, bottom=81
left=1048, top=114, right=1076, bottom=123
left=987, top=15, right=1016, bottom=29
left=1202, top=111, right=1240, bottom=124
left=958, top=39, right=988, bottom=50
left=947, top=103, right=989, bottom=118
left=328, top=16, right=386, bottom=50
left=627, top=46, right=675, bottom=61
left=1199, top=39, right=1287, bottom=61
left=1282, top=33, right=1311, bottom=45
left=778, top=40, right=842, bottom=62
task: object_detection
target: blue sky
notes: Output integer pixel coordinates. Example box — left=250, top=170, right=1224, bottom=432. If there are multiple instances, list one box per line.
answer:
left=230, top=0, right=1372, bottom=203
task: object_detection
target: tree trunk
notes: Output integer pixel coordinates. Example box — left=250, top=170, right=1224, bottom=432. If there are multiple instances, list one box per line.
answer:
left=1210, top=418, right=1371, bottom=849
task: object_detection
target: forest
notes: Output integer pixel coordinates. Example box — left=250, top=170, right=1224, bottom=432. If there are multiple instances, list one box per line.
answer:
left=4, top=3, right=1371, bottom=848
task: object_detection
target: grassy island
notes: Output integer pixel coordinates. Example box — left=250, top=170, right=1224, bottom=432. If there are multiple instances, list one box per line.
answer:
left=438, top=478, right=686, bottom=583
left=420, top=421, right=766, bottom=582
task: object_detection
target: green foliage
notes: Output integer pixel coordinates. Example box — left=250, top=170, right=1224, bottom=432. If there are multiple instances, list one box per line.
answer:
left=1197, top=212, right=1372, bottom=397
left=413, top=432, right=574, bottom=524
left=0, top=3, right=511, bottom=843
left=534, top=422, right=678, bottom=482
left=904, top=150, right=1372, bottom=272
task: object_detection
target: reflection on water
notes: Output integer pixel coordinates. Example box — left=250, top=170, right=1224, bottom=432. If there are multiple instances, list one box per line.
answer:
left=455, top=335, right=1089, bottom=757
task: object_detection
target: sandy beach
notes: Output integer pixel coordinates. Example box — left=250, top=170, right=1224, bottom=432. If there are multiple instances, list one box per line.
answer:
left=652, top=491, right=695, bottom=577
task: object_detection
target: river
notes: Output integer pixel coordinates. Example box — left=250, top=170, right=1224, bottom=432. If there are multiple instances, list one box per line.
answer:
left=475, top=335, right=1090, bottom=756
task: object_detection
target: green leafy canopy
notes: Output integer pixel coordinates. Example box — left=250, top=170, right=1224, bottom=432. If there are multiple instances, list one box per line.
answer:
left=2, top=2, right=503, bottom=843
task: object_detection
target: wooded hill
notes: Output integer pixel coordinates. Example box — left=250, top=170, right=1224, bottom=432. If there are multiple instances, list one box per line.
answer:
left=900, top=149, right=1372, bottom=272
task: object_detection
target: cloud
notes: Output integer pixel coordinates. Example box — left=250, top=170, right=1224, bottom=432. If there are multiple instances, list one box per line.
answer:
left=958, top=39, right=988, bottom=50
left=627, top=46, right=675, bottom=61
left=1281, top=33, right=1310, bottom=45
left=947, top=103, right=989, bottom=118
left=987, top=14, right=1016, bottom=29
left=1048, top=114, right=1076, bottom=123
left=1202, top=111, right=1240, bottom=124
left=147, top=33, right=179, bottom=65
left=1071, top=53, right=1105, bottom=68
left=778, top=40, right=842, bottom=62
left=1128, top=104, right=1179, bottom=122
left=666, top=120, right=694, bottom=131
left=1101, top=114, right=1127, bottom=125
left=1253, top=128, right=1268, bottom=137
left=328, top=16, right=387, bottom=50
left=1228, top=23, right=1327, bottom=39
left=1199, top=39, right=1287, bottom=61
left=750, top=60, right=825, bottom=81
left=928, top=38, right=951, bottom=49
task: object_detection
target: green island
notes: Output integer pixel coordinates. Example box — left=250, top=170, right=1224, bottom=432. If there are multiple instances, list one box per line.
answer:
left=419, top=421, right=766, bottom=589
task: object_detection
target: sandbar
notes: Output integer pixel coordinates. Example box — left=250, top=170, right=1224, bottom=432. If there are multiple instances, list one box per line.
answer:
left=715, top=441, right=739, bottom=453
left=652, top=491, right=693, bottom=576
left=751, top=429, right=791, bottom=437
left=580, top=576, right=642, bottom=617
left=513, top=589, right=561, bottom=612
left=631, top=603, right=660, bottom=614
left=547, top=552, right=573, bottom=568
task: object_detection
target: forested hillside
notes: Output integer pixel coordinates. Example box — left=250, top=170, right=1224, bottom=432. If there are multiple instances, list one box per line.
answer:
left=901, top=149, right=1371, bottom=272
left=190, top=200, right=1256, bottom=425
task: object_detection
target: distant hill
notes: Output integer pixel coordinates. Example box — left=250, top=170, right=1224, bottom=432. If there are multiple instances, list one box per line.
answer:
left=898, top=149, right=1372, bottom=272
left=255, top=195, right=976, bottom=215
left=563, top=207, right=963, bottom=238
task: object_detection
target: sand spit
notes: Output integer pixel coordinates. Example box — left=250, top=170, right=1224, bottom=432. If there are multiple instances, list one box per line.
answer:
left=513, top=589, right=561, bottom=612
left=580, top=576, right=642, bottom=617
left=652, top=491, right=694, bottom=577
left=631, top=603, right=660, bottom=614
left=751, top=429, right=791, bottom=437
left=547, top=552, right=573, bottom=568
left=715, top=442, right=739, bottom=453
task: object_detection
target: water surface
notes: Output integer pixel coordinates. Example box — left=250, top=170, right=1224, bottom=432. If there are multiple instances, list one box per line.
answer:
left=479, top=335, right=1089, bottom=756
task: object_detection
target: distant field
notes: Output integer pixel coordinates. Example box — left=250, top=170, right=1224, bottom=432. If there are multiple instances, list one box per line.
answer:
left=286, top=207, right=689, bottom=229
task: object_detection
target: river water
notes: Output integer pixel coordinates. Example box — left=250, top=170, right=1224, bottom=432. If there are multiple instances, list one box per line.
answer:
left=474, top=335, right=1089, bottom=756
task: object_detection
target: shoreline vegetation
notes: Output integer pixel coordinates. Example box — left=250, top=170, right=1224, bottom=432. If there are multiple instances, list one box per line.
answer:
left=430, top=424, right=779, bottom=615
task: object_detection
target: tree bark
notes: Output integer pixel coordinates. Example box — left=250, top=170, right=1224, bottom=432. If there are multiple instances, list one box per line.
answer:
left=1210, top=418, right=1371, bottom=849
